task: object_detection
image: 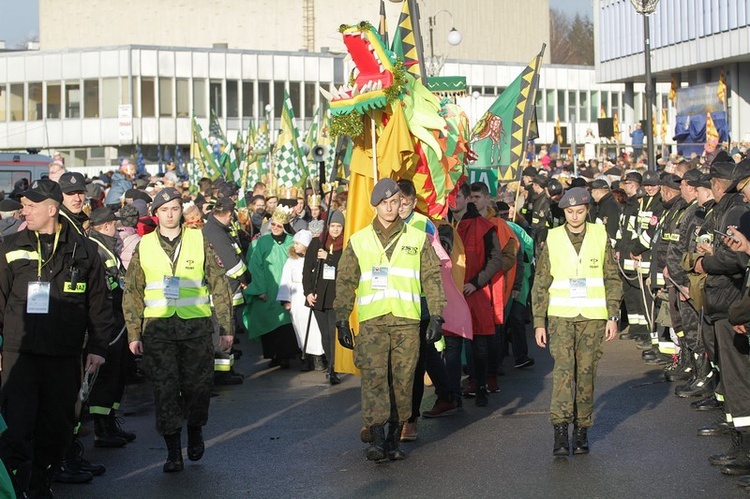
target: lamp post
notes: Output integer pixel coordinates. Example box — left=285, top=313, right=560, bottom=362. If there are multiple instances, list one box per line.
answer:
left=631, top=0, right=661, bottom=172
left=426, top=10, right=461, bottom=77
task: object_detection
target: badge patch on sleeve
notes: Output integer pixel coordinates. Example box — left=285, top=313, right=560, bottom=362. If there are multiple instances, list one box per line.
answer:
left=64, top=282, right=87, bottom=293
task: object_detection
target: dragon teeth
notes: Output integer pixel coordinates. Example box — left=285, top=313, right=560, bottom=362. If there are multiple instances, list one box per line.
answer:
left=319, top=86, right=333, bottom=101
left=379, top=64, right=385, bottom=73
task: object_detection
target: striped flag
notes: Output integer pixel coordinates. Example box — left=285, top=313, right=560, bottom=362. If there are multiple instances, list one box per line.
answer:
left=378, top=0, right=389, bottom=48
left=613, top=112, right=620, bottom=140
left=391, top=0, right=424, bottom=82
left=705, top=112, right=719, bottom=153
left=191, top=117, right=222, bottom=180
left=718, top=70, right=727, bottom=105
left=273, top=90, right=308, bottom=188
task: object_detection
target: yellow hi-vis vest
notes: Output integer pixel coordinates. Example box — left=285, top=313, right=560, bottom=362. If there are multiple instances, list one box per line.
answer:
left=349, top=223, right=426, bottom=322
left=546, top=223, right=609, bottom=320
left=140, top=228, right=212, bottom=319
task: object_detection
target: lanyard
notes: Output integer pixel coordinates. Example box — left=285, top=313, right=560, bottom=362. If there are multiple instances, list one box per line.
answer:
left=373, top=225, right=405, bottom=265
left=35, top=229, right=61, bottom=279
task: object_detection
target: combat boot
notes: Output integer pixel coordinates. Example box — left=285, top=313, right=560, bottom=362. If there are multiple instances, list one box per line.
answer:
left=93, top=416, right=127, bottom=448
left=68, top=437, right=106, bottom=477
left=366, top=425, right=387, bottom=462
left=106, top=412, right=136, bottom=442
left=665, top=348, right=694, bottom=382
left=691, top=395, right=723, bottom=411
left=163, top=433, right=184, bottom=473
left=710, top=430, right=744, bottom=466
left=572, top=425, right=589, bottom=455
left=553, top=424, right=569, bottom=456
left=187, top=425, right=205, bottom=461
left=675, top=356, right=717, bottom=398
left=386, top=422, right=407, bottom=461
left=721, top=449, right=750, bottom=476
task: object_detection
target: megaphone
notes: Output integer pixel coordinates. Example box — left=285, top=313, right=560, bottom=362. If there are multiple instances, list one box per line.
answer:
left=311, top=144, right=326, bottom=162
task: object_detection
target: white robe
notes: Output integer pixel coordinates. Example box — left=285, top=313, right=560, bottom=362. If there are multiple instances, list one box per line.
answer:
left=277, top=256, right=324, bottom=355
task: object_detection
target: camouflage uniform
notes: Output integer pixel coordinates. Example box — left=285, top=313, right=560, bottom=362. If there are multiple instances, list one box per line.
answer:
left=123, top=231, right=233, bottom=435
left=532, top=226, right=622, bottom=427
left=334, top=217, right=446, bottom=426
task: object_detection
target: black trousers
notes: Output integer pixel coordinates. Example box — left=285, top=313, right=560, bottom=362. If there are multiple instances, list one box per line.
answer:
left=0, top=352, right=80, bottom=492
left=622, top=275, right=649, bottom=336
left=313, top=308, right=336, bottom=371
left=713, top=319, right=750, bottom=428
left=88, top=328, right=129, bottom=415
left=408, top=318, right=450, bottom=421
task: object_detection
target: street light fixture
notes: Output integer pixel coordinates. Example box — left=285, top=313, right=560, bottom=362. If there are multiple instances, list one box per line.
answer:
left=427, top=10, right=461, bottom=77
left=631, top=0, right=661, bottom=172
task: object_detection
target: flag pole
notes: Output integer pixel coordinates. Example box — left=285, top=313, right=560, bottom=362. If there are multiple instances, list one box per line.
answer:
left=371, top=116, right=378, bottom=182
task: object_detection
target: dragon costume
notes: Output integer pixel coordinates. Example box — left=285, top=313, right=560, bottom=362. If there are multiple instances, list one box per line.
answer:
left=322, top=21, right=470, bottom=219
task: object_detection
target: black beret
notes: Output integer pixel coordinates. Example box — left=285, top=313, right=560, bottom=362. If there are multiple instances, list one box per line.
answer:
left=151, top=187, right=182, bottom=213
left=558, top=187, right=591, bottom=209
left=58, top=172, right=87, bottom=193
left=370, top=178, right=399, bottom=206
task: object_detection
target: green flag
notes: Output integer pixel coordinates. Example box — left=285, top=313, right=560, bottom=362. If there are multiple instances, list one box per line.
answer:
left=273, top=90, right=308, bottom=188
left=470, top=47, right=544, bottom=182
left=191, top=117, right=222, bottom=180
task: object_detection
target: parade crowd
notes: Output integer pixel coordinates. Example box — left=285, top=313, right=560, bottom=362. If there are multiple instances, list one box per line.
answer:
left=1, top=142, right=750, bottom=497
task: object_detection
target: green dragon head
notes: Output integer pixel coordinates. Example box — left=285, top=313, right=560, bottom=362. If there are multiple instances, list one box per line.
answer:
left=323, top=22, right=408, bottom=135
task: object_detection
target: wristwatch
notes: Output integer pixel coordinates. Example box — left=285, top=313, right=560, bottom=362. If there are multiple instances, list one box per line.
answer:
left=609, top=316, right=620, bottom=323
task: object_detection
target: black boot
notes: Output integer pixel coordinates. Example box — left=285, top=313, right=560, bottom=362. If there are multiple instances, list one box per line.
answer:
left=68, top=437, right=106, bottom=477
left=572, top=425, right=589, bottom=455
left=386, top=422, right=407, bottom=461
left=553, top=424, right=569, bottom=456
left=721, top=449, right=750, bottom=475
left=94, top=416, right=127, bottom=448
left=329, top=371, right=341, bottom=385
left=163, top=433, right=184, bottom=473
left=365, top=425, right=387, bottom=462
left=691, top=394, right=723, bottom=411
left=675, top=353, right=716, bottom=398
left=187, top=425, right=205, bottom=462
left=710, top=430, right=744, bottom=466
left=106, top=412, right=136, bottom=442
left=30, top=465, right=56, bottom=498
left=698, top=418, right=732, bottom=437
left=665, top=348, right=693, bottom=382
left=475, top=385, right=489, bottom=407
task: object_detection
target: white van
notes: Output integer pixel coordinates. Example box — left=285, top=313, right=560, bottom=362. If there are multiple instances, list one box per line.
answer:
left=0, top=152, right=53, bottom=195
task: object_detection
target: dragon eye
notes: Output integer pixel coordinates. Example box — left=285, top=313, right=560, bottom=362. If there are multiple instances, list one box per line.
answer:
left=359, top=21, right=368, bottom=28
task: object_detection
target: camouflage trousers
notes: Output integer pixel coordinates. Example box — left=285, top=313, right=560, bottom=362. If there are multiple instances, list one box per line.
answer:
left=142, top=333, right=214, bottom=435
left=548, top=318, right=606, bottom=427
left=353, top=320, right=420, bottom=427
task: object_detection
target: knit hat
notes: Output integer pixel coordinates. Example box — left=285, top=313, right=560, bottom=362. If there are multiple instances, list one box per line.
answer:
left=293, top=229, right=313, bottom=247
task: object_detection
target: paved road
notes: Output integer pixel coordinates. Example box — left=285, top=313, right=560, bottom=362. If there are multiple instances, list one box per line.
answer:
left=56, top=332, right=747, bottom=498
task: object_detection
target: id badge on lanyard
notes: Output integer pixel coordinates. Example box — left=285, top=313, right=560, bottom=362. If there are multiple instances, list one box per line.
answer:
left=569, top=278, right=587, bottom=299
left=163, top=276, right=181, bottom=299
left=27, top=281, right=51, bottom=314
left=371, top=266, right=389, bottom=290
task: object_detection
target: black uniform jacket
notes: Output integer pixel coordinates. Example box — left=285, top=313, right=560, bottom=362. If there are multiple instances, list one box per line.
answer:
left=0, top=219, right=113, bottom=357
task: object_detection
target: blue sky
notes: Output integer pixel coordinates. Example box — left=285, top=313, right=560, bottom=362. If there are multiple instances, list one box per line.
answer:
left=0, top=0, right=591, bottom=48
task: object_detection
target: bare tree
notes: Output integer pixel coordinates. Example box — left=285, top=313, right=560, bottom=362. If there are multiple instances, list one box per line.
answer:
left=550, top=9, right=593, bottom=66
left=14, top=35, right=39, bottom=50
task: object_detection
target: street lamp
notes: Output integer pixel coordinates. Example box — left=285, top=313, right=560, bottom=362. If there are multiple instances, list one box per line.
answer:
left=631, top=0, right=661, bottom=172
left=426, top=10, right=461, bottom=77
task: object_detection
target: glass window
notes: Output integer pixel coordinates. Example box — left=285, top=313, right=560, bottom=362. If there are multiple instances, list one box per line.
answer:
left=47, top=83, right=61, bottom=119
left=0, top=85, right=6, bottom=121
left=274, top=82, right=286, bottom=117
left=193, top=79, right=206, bottom=118
left=10, top=84, right=24, bottom=121
left=84, top=80, right=99, bottom=118
left=121, top=78, right=130, bottom=105
left=545, top=89, right=554, bottom=122
left=258, top=81, right=271, bottom=115
left=176, top=79, right=189, bottom=117
left=140, top=78, right=155, bottom=117
left=242, top=81, right=254, bottom=118
left=557, top=89, right=565, bottom=122
left=101, top=78, right=119, bottom=118
left=226, top=80, right=238, bottom=118
left=65, top=83, right=80, bottom=118
left=304, top=82, right=316, bottom=118
left=28, top=82, right=42, bottom=121
left=290, top=82, right=301, bottom=118
left=159, top=78, right=173, bottom=117
left=579, top=91, right=588, bottom=123
left=89, top=147, right=105, bottom=158
left=210, top=80, right=222, bottom=117
left=568, top=91, right=577, bottom=121
left=590, top=90, right=599, bottom=119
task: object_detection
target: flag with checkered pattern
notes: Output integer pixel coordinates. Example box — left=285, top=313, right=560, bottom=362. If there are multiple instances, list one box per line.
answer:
left=273, top=90, right=307, bottom=188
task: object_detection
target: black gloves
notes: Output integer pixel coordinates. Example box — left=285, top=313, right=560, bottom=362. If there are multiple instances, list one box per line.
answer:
left=337, top=321, right=354, bottom=349
left=425, top=315, right=444, bottom=343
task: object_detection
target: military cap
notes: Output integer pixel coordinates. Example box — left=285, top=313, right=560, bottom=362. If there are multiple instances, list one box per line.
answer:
left=151, top=187, right=182, bottom=213
left=689, top=172, right=712, bottom=189
left=22, top=179, right=63, bottom=204
left=558, top=187, right=591, bottom=209
left=710, top=161, right=737, bottom=180
left=89, top=207, right=119, bottom=226
left=532, top=175, right=549, bottom=188
left=214, top=196, right=236, bottom=212
left=661, top=174, right=682, bottom=190
left=522, top=166, right=538, bottom=177
left=622, top=171, right=643, bottom=184
left=370, top=178, right=399, bottom=206
left=0, top=198, right=22, bottom=211
left=682, top=169, right=703, bottom=184
left=589, top=179, right=610, bottom=190
left=603, top=167, right=622, bottom=176
left=547, top=178, right=563, bottom=196
left=570, top=177, right=587, bottom=188
left=124, top=188, right=152, bottom=204
left=58, top=171, right=87, bottom=193
left=641, top=171, right=660, bottom=186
